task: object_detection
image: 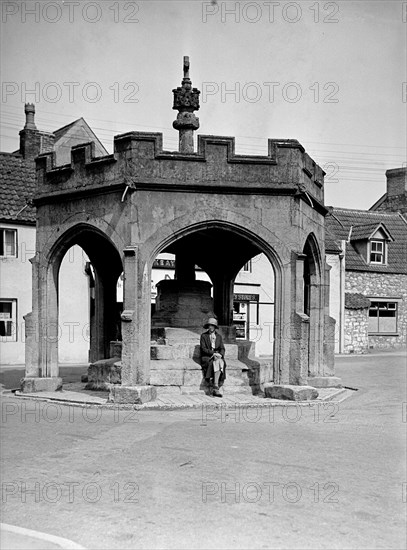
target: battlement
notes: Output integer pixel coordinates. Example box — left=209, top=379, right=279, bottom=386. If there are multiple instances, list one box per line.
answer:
left=34, top=132, right=325, bottom=206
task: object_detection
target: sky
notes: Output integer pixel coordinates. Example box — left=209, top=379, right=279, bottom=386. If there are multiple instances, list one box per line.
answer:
left=1, top=0, right=406, bottom=209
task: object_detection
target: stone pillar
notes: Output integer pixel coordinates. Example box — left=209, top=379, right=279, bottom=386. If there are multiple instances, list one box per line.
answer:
left=295, top=253, right=307, bottom=313
left=278, top=261, right=294, bottom=385
left=307, top=262, right=341, bottom=388
left=323, top=263, right=335, bottom=375
left=212, top=276, right=233, bottom=326
left=308, top=277, right=323, bottom=377
left=92, top=271, right=105, bottom=362
left=110, top=246, right=156, bottom=404
left=290, top=253, right=310, bottom=384
left=174, top=252, right=196, bottom=282
left=21, top=254, right=62, bottom=393
left=23, top=312, right=37, bottom=377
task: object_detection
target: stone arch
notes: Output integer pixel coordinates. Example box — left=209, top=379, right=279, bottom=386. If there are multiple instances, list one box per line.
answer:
left=37, top=223, right=123, bottom=376
left=139, top=210, right=286, bottom=383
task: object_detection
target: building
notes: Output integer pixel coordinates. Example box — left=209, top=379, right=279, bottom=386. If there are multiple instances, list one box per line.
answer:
left=326, top=168, right=407, bottom=353
left=0, top=105, right=107, bottom=364
left=370, top=167, right=407, bottom=216
left=21, top=57, right=340, bottom=402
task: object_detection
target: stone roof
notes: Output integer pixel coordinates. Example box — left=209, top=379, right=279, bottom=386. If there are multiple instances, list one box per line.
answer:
left=326, top=207, right=407, bottom=274
left=345, top=292, right=371, bottom=309
left=0, top=152, right=36, bottom=224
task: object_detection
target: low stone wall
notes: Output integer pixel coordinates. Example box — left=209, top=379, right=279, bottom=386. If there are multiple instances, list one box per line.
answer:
left=344, top=308, right=369, bottom=354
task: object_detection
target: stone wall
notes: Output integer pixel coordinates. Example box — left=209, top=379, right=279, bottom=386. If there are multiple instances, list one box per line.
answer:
left=344, top=307, right=369, bottom=354
left=346, top=271, right=407, bottom=350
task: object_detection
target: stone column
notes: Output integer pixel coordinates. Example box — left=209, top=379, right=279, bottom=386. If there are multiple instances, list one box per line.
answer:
left=174, top=252, right=196, bottom=282
left=212, top=276, right=233, bottom=327
left=21, top=254, right=62, bottom=393
left=109, top=246, right=156, bottom=404
left=290, top=254, right=310, bottom=384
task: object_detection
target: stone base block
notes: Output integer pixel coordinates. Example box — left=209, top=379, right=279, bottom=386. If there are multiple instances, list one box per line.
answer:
left=264, top=384, right=318, bottom=401
left=109, top=385, right=157, bottom=404
left=307, top=376, right=342, bottom=388
left=86, top=357, right=121, bottom=390
left=150, top=369, right=184, bottom=386
left=20, top=377, right=63, bottom=393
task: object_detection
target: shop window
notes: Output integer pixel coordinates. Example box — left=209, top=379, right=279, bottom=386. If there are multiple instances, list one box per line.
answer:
left=368, top=301, right=397, bottom=334
left=0, top=229, right=17, bottom=257
left=0, top=300, right=17, bottom=341
left=369, top=240, right=385, bottom=264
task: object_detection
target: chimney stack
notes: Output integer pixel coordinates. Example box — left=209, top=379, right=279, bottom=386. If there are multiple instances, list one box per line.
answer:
left=19, top=103, right=54, bottom=160
left=386, top=167, right=407, bottom=197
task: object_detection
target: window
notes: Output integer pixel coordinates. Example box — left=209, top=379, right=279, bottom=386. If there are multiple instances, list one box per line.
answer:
left=0, top=300, right=17, bottom=341
left=0, top=229, right=17, bottom=257
left=368, top=301, right=398, bottom=334
left=370, top=240, right=385, bottom=264
left=243, top=260, right=252, bottom=273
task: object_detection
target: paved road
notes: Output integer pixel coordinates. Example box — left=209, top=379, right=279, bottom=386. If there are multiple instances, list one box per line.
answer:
left=0, top=352, right=406, bottom=549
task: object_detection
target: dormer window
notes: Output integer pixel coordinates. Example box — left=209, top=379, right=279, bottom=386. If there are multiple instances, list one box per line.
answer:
left=370, top=240, right=385, bottom=264
left=350, top=222, right=393, bottom=266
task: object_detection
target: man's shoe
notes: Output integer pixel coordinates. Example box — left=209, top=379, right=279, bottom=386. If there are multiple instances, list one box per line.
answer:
left=212, top=388, right=223, bottom=398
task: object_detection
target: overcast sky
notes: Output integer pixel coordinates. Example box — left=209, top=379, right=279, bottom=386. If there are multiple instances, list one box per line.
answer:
left=1, top=0, right=406, bottom=209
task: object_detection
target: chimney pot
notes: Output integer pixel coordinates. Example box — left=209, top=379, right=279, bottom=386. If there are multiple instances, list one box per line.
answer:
left=24, top=103, right=37, bottom=130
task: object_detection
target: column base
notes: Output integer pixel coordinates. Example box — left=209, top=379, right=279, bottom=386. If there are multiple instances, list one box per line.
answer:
left=264, top=384, right=319, bottom=401
left=307, top=376, right=342, bottom=388
left=20, top=377, right=63, bottom=393
left=109, top=385, right=157, bottom=404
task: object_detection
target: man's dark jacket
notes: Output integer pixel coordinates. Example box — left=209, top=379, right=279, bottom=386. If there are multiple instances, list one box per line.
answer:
left=200, top=330, right=227, bottom=386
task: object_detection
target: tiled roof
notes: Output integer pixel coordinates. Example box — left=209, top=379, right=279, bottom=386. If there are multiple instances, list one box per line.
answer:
left=0, top=117, right=107, bottom=224
left=326, top=207, right=407, bottom=274
left=350, top=222, right=393, bottom=241
left=0, top=152, right=36, bottom=223
left=345, top=293, right=371, bottom=309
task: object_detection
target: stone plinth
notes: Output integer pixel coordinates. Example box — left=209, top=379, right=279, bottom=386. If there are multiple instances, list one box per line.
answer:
left=264, top=384, right=318, bottom=401
left=86, top=357, right=122, bottom=390
left=152, top=280, right=213, bottom=327
left=20, top=377, right=63, bottom=393
left=109, top=385, right=157, bottom=404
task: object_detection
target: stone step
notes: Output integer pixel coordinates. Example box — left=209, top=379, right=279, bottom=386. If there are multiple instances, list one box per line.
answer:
left=151, top=327, right=202, bottom=344
left=151, top=326, right=237, bottom=344
left=150, top=342, right=239, bottom=361
left=150, top=368, right=252, bottom=388
left=149, top=358, right=251, bottom=371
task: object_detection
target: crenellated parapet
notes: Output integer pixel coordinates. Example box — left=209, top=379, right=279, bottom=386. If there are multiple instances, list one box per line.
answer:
left=35, top=131, right=326, bottom=211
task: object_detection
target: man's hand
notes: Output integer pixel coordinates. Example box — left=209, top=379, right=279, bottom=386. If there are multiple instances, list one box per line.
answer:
left=213, top=352, right=222, bottom=359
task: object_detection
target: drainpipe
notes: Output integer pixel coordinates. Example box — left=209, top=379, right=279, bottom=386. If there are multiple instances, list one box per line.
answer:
left=339, top=240, right=346, bottom=353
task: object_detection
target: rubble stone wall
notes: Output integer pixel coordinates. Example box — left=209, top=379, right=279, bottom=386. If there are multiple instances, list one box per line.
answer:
left=346, top=271, right=407, bottom=350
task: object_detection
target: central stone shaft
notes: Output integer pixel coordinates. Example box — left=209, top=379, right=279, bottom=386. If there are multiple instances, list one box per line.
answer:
left=152, top=280, right=213, bottom=328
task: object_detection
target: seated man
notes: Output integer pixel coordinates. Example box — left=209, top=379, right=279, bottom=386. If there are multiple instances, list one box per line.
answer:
left=200, top=317, right=226, bottom=397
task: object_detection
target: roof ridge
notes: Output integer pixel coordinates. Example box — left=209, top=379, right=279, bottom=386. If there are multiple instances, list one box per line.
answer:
left=330, top=207, right=400, bottom=217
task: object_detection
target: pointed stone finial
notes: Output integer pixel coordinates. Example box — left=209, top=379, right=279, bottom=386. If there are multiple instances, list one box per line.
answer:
left=172, top=56, right=200, bottom=153
left=183, top=56, right=190, bottom=79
